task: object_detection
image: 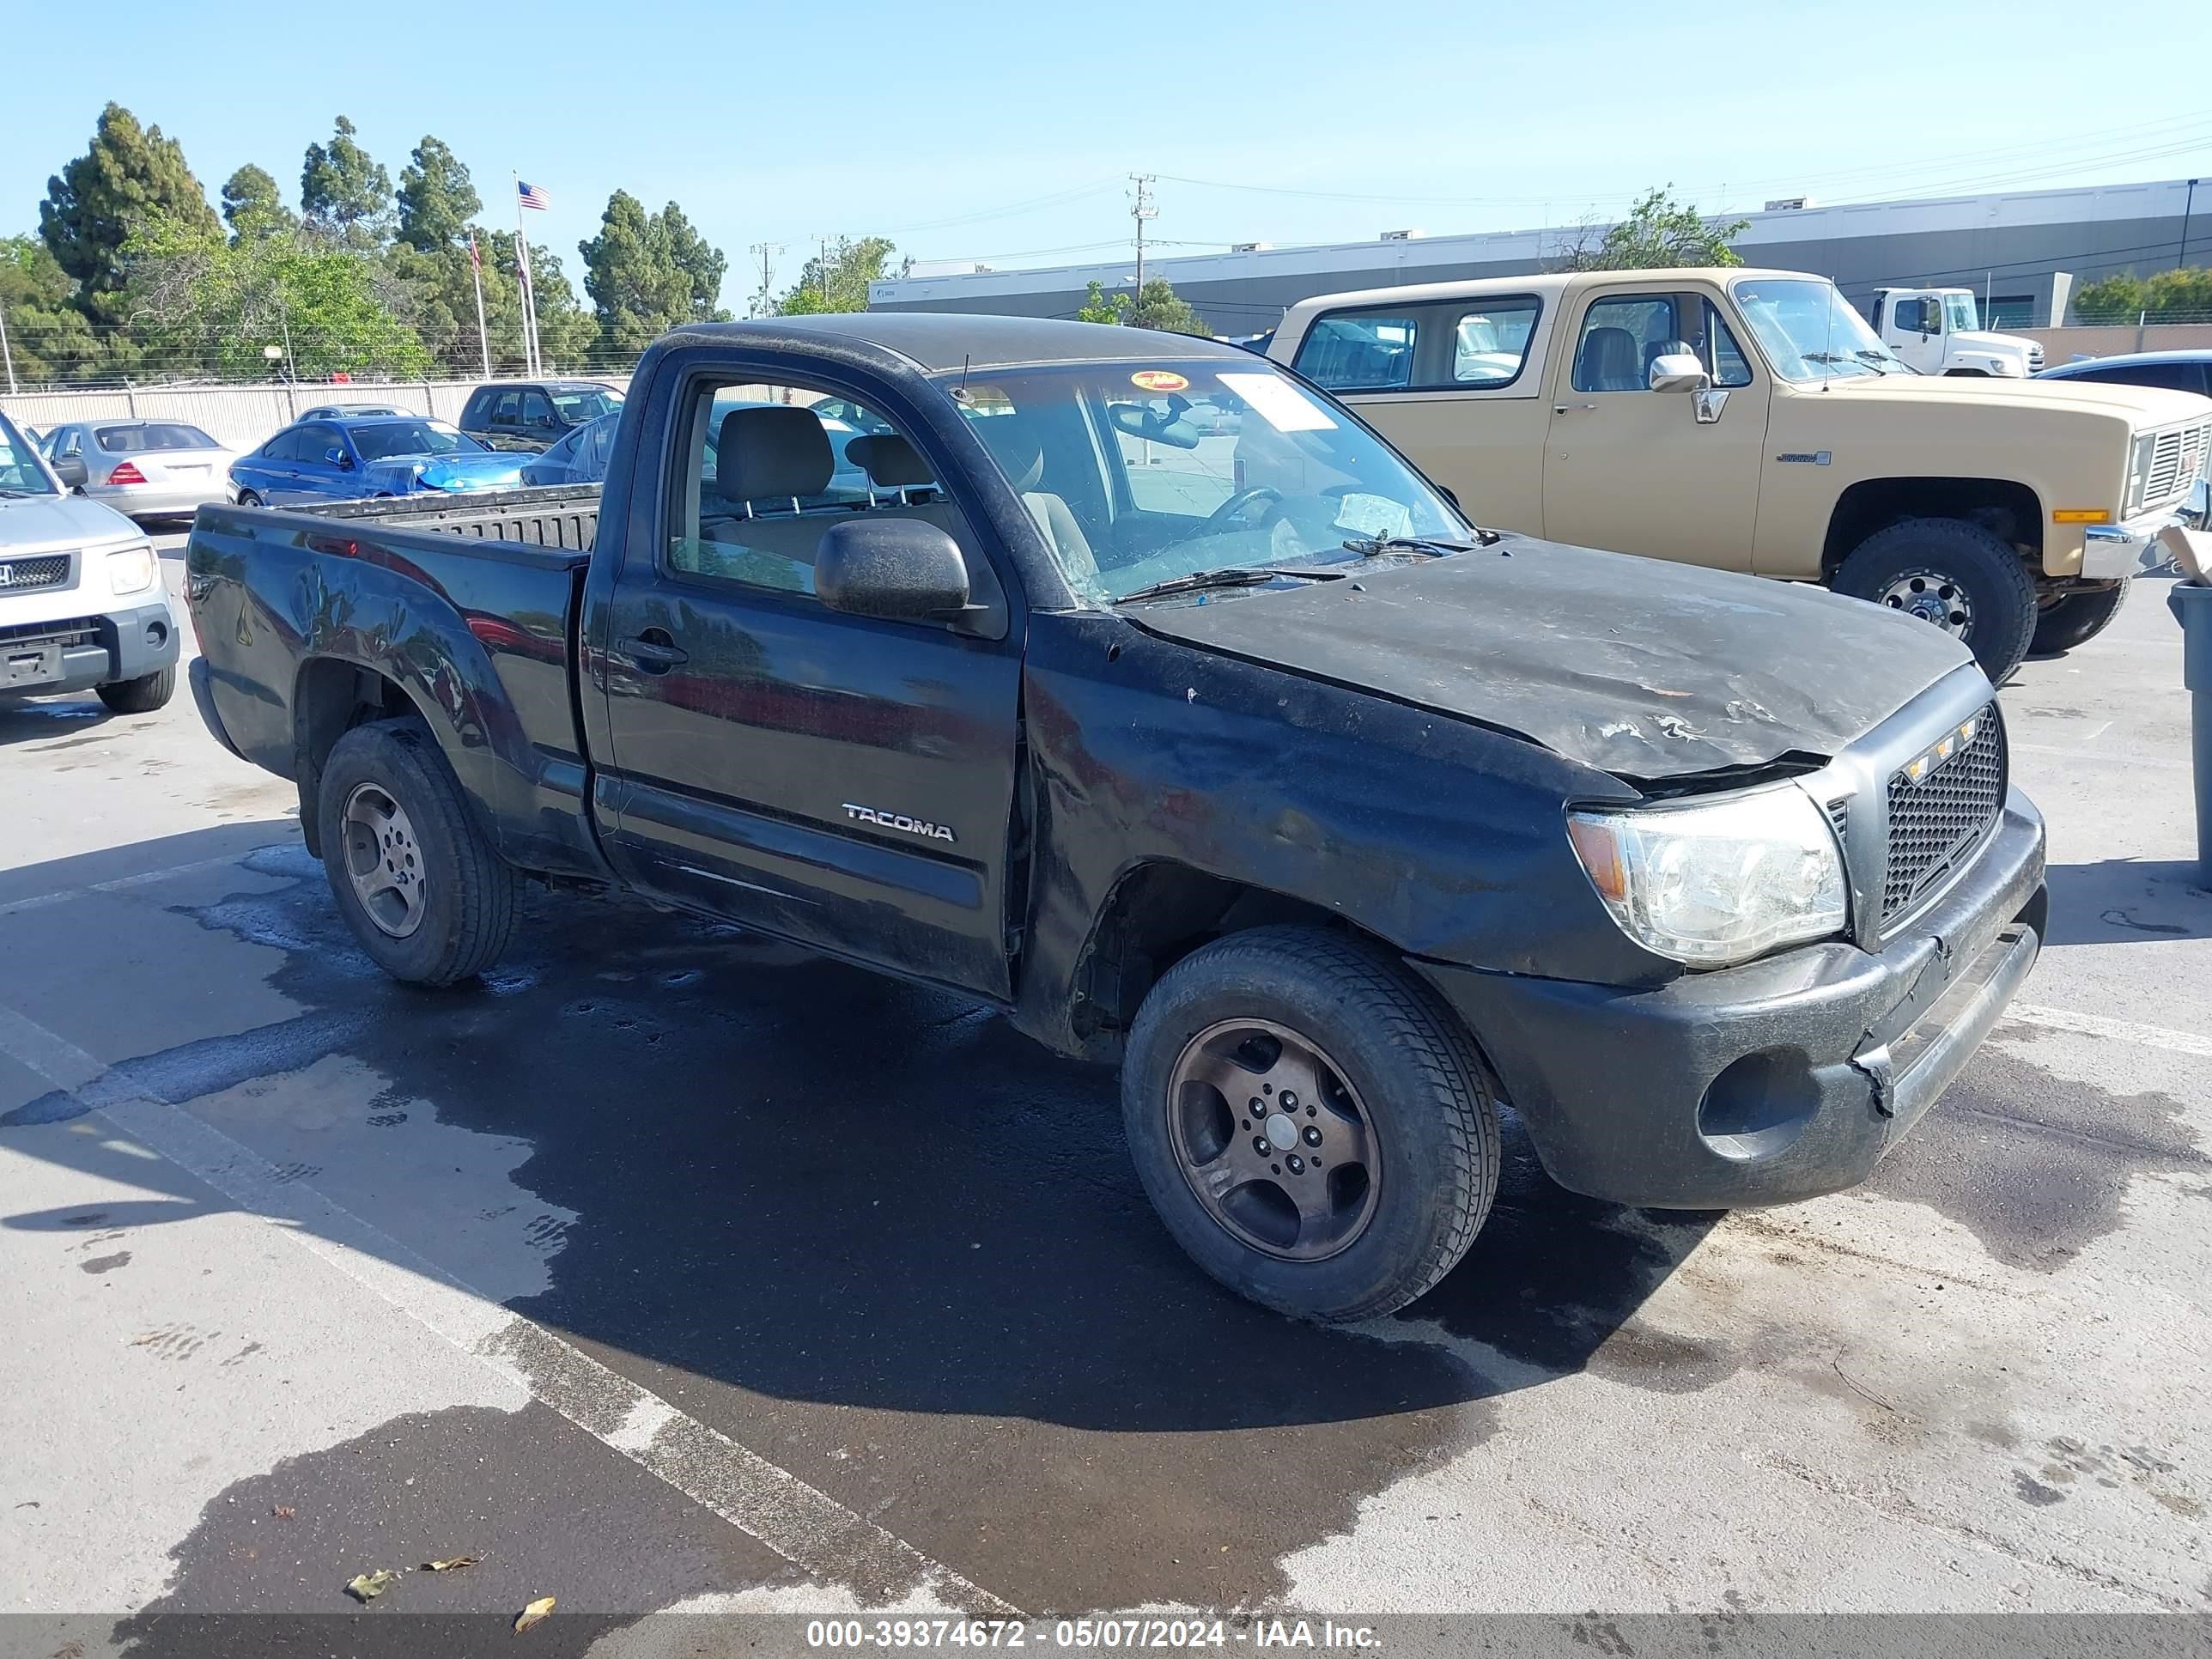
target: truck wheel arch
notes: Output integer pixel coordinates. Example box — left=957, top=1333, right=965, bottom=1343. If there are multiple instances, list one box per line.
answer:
left=1071, top=860, right=1415, bottom=1054
left=292, top=659, right=499, bottom=861
left=1821, top=477, right=2042, bottom=582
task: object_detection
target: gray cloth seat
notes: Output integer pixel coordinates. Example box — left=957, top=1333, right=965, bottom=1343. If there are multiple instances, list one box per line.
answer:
left=1644, top=337, right=1695, bottom=376
left=694, top=406, right=843, bottom=593
left=972, top=418, right=1098, bottom=584
left=1576, top=326, right=1643, bottom=392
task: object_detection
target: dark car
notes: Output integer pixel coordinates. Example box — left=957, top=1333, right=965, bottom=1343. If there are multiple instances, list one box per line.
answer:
left=183, top=314, right=2045, bottom=1323
left=2035, top=349, right=2212, bottom=396
left=459, top=380, right=626, bottom=452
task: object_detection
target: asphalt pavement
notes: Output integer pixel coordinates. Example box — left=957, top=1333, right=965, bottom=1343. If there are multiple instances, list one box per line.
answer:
left=1, top=538, right=2207, bottom=1654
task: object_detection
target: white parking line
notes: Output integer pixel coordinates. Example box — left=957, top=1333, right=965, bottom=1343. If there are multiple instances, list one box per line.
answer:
left=0, top=1007, right=1022, bottom=1618
left=0, top=852, right=268, bottom=921
left=2004, top=1003, right=2212, bottom=1060
left=2009, top=741, right=2193, bottom=773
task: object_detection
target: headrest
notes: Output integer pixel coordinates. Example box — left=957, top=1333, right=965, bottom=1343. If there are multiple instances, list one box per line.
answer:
left=974, top=417, right=1044, bottom=493
left=845, top=433, right=933, bottom=489
left=717, top=406, right=833, bottom=504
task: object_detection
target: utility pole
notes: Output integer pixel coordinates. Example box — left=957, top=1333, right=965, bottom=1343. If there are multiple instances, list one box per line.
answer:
left=1129, top=174, right=1157, bottom=298
left=0, top=296, right=15, bottom=395
left=814, top=233, right=832, bottom=305
left=749, top=241, right=784, bottom=317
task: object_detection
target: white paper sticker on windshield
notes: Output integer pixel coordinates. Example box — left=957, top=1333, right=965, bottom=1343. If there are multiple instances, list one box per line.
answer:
left=1218, top=373, right=1337, bottom=433
left=1334, top=493, right=1413, bottom=540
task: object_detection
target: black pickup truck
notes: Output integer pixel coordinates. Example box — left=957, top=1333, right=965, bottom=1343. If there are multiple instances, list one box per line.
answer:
left=185, top=314, right=2046, bottom=1321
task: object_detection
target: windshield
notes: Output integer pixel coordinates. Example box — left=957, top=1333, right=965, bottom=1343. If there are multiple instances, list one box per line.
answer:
left=0, top=414, right=58, bottom=496
left=931, top=357, right=1468, bottom=604
left=1733, top=278, right=1908, bottom=380
left=1942, top=293, right=1980, bottom=333
left=350, top=421, right=483, bottom=461
left=97, top=422, right=220, bottom=452
left=552, top=386, right=623, bottom=422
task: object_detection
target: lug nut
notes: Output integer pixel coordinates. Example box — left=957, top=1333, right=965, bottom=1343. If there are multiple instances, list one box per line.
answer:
left=1279, top=1090, right=1298, bottom=1109
left=1252, top=1135, right=1269, bottom=1157
left=1286, top=1154, right=1305, bottom=1174
left=1303, top=1126, right=1322, bottom=1146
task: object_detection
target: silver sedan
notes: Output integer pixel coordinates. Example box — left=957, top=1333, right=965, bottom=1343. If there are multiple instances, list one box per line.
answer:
left=40, top=420, right=239, bottom=522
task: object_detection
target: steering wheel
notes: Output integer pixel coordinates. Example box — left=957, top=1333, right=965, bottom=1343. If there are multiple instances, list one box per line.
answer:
left=1200, top=485, right=1282, bottom=535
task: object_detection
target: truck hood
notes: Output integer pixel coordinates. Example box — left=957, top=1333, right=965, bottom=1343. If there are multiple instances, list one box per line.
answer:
left=1127, top=536, right=1978, bottom=783
left=0, top=489, right=147, bottom=557
left=1827, top=372, right=2210, bottom=427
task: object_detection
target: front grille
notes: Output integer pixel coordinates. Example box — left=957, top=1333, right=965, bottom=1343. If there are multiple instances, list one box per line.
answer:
left=0, top=616, right=99, bottom=651
left=2144, top=422, right=2211, bottom=509
left=1882, top=709, right=2007, bottom=921
left=0, top=554, right=70, bottom=593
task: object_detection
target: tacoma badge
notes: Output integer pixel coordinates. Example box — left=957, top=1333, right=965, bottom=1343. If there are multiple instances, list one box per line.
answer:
left=843, top=804, right=956, bottom=842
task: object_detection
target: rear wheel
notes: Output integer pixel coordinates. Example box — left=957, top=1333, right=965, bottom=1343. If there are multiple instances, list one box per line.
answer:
left=236, top=489, right=263, bottom=507
left=96, top=667, right=174, bottom=715
left=316, top=717, right=520, bottom=985
left=1832, top=517, right=2038, bottom=683
left=2030, top=579, right=2129, bottom=657
left=1121, top=925, right=1500, bottom=1322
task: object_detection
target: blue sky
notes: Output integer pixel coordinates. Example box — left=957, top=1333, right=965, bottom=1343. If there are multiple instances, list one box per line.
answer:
left=7, top=0, right=2210, bottom=307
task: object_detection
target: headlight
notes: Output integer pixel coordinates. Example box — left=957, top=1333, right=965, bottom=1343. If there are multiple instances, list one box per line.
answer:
left=2127, top=432, right=2155, bottom=514
left=1566, top=786, right=1848, bottom=968
left=106, top=544, right=157, bottom=595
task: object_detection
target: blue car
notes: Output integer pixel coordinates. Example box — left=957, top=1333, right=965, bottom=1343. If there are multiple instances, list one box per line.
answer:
left=229, top=416, right=529, bottom=506
left=519, top=400, right=882, bottom=497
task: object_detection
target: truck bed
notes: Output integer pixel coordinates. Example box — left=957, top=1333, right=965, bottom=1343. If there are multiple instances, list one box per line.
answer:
left=282, top=482, right=603, bottom=555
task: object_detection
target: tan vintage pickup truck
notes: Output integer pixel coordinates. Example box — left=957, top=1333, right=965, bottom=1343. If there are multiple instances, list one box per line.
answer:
left=1267, top=268, right=2211, bottom=681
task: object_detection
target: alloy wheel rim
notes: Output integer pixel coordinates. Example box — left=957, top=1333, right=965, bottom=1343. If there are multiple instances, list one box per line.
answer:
left=341, top=783, right=428, bottom=939
left=1164, top=1017, right=1380, bottom=1262
left=1878, top=568, right=1974, bottom=635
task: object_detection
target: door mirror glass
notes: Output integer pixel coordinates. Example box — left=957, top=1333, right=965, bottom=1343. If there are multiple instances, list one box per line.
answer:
left=1648, top=353, right=1710, bottom=393
left=51, top=454, right=88, bottom=488
left=815, top=519, right=972, bottom=623
left=325, top=447, right=352, bottom=469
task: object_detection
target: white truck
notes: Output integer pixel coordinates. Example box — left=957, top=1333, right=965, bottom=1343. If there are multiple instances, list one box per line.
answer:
left=0, top=410, right=179, bottom=714
left=1869, top=288, right=2044, bottom=378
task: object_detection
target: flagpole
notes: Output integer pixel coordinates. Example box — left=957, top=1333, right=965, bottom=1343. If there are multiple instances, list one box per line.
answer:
left=514, top=173, right=542, bottom=376
left=469, top=231, right=491, bottom=379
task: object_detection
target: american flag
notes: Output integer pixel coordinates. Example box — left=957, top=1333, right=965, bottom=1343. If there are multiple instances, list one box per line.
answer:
left=517, top=180, right=550, bottom=210
left=468, top=230, right=481, bottom=269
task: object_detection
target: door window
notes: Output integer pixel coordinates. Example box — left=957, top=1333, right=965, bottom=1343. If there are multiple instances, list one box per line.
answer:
left=2079, top=362, right=2208, bottom=394
left=520, top=391, right=559, bottom=432
left=666, top=383, right=963, bottom=605
left=298, top=424, right=343, bottom=463
left=264, top=428, right=307, bottom=462
left=56, top=428, right=82, bottom=459
left=490, top=391, right=522, bottom=424
left=1450, top=298, right=1540, bottom=386
left=1572, top=296, right=1678, bottom=392
left=1700, top=302, right=1755, bottom=387
left=1893, top=296, right=1939, bottom=334
left=1293, top=311, right=1418, bottom=391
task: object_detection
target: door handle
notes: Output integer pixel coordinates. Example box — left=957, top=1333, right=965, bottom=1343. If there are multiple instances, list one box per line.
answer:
left=617, top=629, right=688, bottom=673
left=1553, top=403, right=1597, bottom=414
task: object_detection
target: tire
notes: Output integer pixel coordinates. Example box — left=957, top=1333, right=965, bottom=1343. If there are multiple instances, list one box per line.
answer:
left=315, top=717, right=520, bottom=986
left=2030, top=579, right=2129, bottom=657
left=1832, top=517, right=2038, bottom=684
left=1121, top=925, right=1501, bottom=1322
left=95, top=667, right=174, bottom=714
left=236, top=490, right=263, bottom=507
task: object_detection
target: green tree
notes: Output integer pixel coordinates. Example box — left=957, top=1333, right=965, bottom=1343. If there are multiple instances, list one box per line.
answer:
left=125, top=210, right=430, bottom=381
left=1561, top=185, right=1747, bottom=271
left=1125, top=277, right=1211, bottom=336
left=300, top=116, right=392, bottom=250
left=775, top=235, right=897, bottom=314
left=580, top=191, right=727, bottom=355
left=220, top=166, right=295, bottom=241
left=395, top=137, right=481, bottom=253
left=39, top=103, right=219, bottom=319
left=2071, top=265, right=2212, bottom=324
left=0, top=234, right=105, bottom=383
left=1077, top=278, right=1129, bottom=325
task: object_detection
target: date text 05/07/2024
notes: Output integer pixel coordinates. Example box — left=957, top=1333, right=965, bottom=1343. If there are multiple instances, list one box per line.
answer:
left=804, top=1620, right=1382, bottom=1650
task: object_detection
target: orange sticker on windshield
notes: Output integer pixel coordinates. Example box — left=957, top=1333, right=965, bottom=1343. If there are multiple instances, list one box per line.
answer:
left=1131, top=369, right=1188, bottom=392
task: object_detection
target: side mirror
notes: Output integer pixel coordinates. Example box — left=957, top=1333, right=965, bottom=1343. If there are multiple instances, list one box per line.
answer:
left=1649, top=353, right=1711, bottom=394
left=325, top=447, right=354, bottom=470
left=816, top=518, right=974, bottom=624
left=51, top=454, right=88, bottom=489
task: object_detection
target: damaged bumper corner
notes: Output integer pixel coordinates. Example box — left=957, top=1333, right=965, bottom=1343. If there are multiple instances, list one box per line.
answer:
left=1411, top=788, right=2046, bottom=1210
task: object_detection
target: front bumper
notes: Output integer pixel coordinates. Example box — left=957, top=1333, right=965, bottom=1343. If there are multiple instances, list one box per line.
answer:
left=1415, top=787, right=2046, bottom=1209
left=0, top=600, right=179, bottom=698
left=2083, top=503, right=2199, bottom=580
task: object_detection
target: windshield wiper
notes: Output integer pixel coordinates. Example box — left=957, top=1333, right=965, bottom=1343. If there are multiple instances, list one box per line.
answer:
left=1113, top=567, right=1340, bottom=605
left=0, top=489, right=43, bottom=499
left=1341, top=532, right=1495, bottom=556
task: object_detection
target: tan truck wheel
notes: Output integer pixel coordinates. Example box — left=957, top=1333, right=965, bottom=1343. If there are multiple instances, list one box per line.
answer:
left=2030, top=580, right=2129, bottom=657
left=1833, top=518, right=2038, bottom=683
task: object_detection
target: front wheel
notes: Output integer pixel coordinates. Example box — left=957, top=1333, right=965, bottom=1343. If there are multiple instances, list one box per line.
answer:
left=1832, top=517, right=2038, bottom=683
left=315, top=717, right=520, bottom=985
left=236, top=490, right=263, bottom=507
left=1121, top=925, right=1501, bottom=1322
left=96, top=667, right=174, bottom=714
left=2030, top=579, right=2129, bottom=656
